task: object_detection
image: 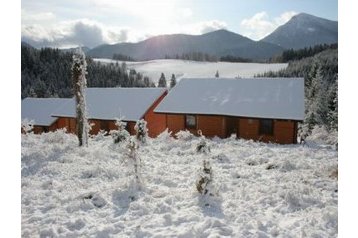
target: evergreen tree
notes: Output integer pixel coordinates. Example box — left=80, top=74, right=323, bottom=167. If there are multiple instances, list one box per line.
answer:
left=170, top=74, right=176, bottom=88
left=134, top=119, right=148, bottom=144
left=72, top=48, right=89, bottom=146
left=215, top=70, right=219, bottom=78
left=158, top=73, right=167, bottom=87
left=327, top=75, right=338, bottom=131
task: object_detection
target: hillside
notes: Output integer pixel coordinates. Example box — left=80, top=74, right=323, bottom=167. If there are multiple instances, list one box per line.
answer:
left=261, top=13, right=338, bottom=49
left=21, top=130, right=337, bottom=237
left=94, top=58, right=288, bottom=84
left=87, top=30, right=284, bottom=60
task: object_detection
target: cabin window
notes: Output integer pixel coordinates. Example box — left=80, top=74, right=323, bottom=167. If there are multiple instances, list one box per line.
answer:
left=185, top=115, right=196, bottom=129
left=259, top=119, right=273, bottom=135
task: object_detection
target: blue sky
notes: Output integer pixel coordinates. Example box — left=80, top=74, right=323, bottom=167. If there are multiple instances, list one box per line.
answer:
left=21, top=0, right=338, bottom=48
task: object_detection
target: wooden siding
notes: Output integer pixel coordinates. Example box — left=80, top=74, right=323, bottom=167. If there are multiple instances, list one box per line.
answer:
left=167, top=114, right=186, bottom=135
left=162, top=113, right=297, bottom=144
left=144, top=92, right=168, bottom=137
left=57, top=117, right=76, bottom=133
left=197, top=115, right=225, bottom=138
left=238, top=118, right=296, bottom=144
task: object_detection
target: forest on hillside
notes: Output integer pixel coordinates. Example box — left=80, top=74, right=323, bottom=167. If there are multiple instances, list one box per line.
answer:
left=257, top=48, right=338, bottom=133
left=21, top=45, right=156, bottom=98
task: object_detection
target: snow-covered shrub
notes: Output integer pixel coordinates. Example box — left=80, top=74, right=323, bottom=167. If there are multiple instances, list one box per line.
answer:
left=92, top=130, right=108, bottom=141
left=21, top=119, right=34, bottom=134
left=156, top=129, right=173, bottom=141
left=196, top=132, right=210, bottom=154
left=111, top=118, right=130, bottom=144
left=134, top=119, right=148, bottom=144
left=196, top=140, right=210, bottom=154
left=175, top=130, right=195, bottom=141
left=196, top=159, right=214, bottom=195
left=307, top=125, right=338, bottom=146
left=42, top=128, right=69, bottom=144
left=125, top=137, right=142, bottom=186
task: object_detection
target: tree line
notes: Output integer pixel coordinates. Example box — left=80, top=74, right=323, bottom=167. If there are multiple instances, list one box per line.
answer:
left=21, top=45, right=156, bottom=99
left=269, top=43, right=338, bottom=63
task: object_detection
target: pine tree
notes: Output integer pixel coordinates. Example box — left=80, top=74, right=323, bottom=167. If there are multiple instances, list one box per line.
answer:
left=215, top=70, right=219, bottom=78
left=134, top=119, right=148, bottom=143
left=305, top=63, right=329, bottom=131
left=327, top=75, right=338, bottom=131
left=72, top=48, right=89, bottom=146
left=158, top=73, right=167, bottom=87
left=170, top=74, right=176, bottom=88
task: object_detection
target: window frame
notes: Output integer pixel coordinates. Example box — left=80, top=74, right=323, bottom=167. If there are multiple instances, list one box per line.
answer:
left=185, top=114, right=197, bottom=129
left=259, top=119, right=274, bottom=136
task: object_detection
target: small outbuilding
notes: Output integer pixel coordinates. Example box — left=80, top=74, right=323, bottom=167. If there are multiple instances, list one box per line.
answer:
left=21, top=98, right=73, bottom=134
left=52, top=87, right=167, bottom=137
left=154, top=78, right=305, bottom=144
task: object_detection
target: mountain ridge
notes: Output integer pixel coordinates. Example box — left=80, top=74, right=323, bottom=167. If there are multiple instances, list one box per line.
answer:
left=261, top=13, right=338, bottom=49
left=86, top=29, right=284, bottom=60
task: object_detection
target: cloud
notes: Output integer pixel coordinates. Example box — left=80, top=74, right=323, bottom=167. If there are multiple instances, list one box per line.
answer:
left=241, top=11, right=297, bottom=40
left=21, top=10, right=56, bottom=22
left=21, top=19, right=133, bottom=48
left=70, top=21, right=104, bottom=47
left=198, top=20, right=228, bottom=34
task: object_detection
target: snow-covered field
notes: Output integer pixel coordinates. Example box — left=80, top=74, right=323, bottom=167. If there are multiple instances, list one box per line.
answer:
left=21, top=130, right=337, bottom=237
left=93, top=59, right=288, bottom=83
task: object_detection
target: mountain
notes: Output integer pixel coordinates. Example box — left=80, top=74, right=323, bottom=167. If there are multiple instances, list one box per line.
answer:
left=261, top=13, right=338, bottom=49
left=87, top=29, right=284, bottom=60
left=21, top=41, right=34, bottom=49
left=60, top=46, right=91, bottom=54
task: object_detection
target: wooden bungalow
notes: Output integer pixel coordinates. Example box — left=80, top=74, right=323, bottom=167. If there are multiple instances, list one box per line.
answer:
left=154, top=78, right=305, bottom=144
left=51, top=88, right=167, bottom=137
left=21, top=98, right=73, bottom=134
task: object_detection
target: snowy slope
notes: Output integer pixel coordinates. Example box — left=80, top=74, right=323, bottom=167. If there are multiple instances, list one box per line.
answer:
left=22, top=130, right=337, bottom=237
left=93, top=59, right=288, bottom=84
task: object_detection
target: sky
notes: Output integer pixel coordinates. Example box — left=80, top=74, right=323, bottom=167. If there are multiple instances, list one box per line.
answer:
left=21, top=0, right=338, bottom=48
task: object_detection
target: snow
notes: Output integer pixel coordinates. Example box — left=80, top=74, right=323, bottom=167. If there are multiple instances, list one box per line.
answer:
left=155, top=78, right=305, bottom=121
left=22, top=130, right=337, bottom=237
left=52, top=88, right=167, bottom=121
left=21, top=98, right=73, bottom=126
left=93, top=59, right=288, bottom=84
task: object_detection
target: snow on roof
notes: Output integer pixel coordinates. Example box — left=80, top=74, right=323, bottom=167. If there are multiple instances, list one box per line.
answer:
left=21, top=98, right=73, bottom=126
left=154, top=78, right=305, bottom=120
left=52, top=88, right=167, bottom=121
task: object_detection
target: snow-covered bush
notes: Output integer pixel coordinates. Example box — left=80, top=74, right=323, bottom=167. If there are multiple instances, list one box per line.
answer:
left=125, top=137, right=142, bottom=187
left=111, top=118, right=130, bottom=144
left=134, top=119, right=148, bottom=144
left=307, top=125, right=338, bottom=146
left=196, top=159, right=214, bottom=195
left=175, top=130, right=195, bottom=141
left=196, top=132, right=210, bottom=154
left=196, top=139, right=211, bottom=154
left=42, top=128, right=69, bottom=144
left=21, top=119, right=34, bottom=134
left=92, top=130, right=108, bottom=141
left=156, top=129, right=172, bottom=142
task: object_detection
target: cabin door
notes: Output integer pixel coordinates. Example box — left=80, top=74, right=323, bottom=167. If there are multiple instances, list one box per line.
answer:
left=226, top=117, right=238, bottom=137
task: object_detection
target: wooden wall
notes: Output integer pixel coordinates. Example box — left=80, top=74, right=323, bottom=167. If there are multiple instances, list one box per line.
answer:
left=144, top=92, right=168, bottom=137
left=162, top=114, right=298, bottom=144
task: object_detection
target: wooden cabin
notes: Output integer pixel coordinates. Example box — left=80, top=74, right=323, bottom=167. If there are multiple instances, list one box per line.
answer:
left=21, top=98, right=73, bottom=134
left=52, top=88, right=167, bottom=137
left=154, top=78, right=305, bottom=144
